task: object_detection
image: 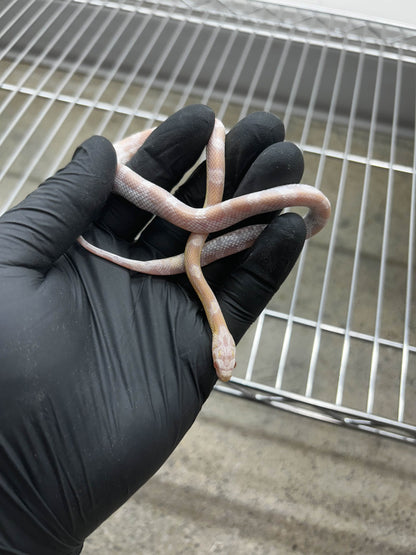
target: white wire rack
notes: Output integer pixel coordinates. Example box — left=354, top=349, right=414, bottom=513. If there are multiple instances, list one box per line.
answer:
left=1, top=0, right=415, bottom=444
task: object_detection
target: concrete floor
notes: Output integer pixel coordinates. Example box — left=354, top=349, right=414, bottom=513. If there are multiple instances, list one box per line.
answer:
left=83, top=390, right=416, bottom=554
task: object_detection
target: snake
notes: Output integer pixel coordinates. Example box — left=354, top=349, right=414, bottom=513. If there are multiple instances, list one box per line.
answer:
left=78, top=118, right=331, bottom=382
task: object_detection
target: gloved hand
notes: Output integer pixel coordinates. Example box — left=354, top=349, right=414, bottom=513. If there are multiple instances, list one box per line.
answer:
left=0, top=105, right=305, bottom=554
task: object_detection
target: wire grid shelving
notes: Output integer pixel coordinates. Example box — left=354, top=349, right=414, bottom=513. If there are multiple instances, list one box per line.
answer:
left=1, top=0, right=415, bottom=443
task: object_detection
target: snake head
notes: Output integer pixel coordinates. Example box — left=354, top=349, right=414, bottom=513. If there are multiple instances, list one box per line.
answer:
left=212, top=326, right=236, bottom=382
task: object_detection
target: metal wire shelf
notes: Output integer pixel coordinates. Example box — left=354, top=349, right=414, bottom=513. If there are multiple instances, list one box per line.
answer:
left=1, top=0, right=415, bottom=444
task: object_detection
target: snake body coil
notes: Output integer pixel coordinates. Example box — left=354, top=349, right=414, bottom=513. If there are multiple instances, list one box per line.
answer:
left=79, top=119, right=331, bottom=381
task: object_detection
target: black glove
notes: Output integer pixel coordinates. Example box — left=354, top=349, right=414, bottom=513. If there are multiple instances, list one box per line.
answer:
left=0, top=105, right=305, bottom=554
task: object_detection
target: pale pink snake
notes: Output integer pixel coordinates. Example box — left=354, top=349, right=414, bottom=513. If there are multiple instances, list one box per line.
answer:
left=78, top=119, right=331, bottom=381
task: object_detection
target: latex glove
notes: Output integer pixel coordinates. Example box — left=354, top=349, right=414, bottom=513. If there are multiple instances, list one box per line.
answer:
left=0, top=105, right=306, bottom=554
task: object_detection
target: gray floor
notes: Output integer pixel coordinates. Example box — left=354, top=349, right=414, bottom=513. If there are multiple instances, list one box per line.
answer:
left=83, top=390, right=416, bottom=554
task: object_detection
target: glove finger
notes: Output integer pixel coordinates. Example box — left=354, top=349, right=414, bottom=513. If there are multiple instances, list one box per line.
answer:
left=0, top=136, right=116, bottom=273
left=201, top=140, right=304, bottom=289
left=217, top=212, right=306, bottom=344
left=170, top=140, right=304, bottom=296
left=135, top=112, right=287, bottom=263
left=176, top=111, right=285, bottom=207
left=97, top=104, right=215, bottom=241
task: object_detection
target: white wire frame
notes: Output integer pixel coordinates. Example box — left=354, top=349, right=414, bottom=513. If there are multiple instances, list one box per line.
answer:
left=0, top=0, right=415, bottom=444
